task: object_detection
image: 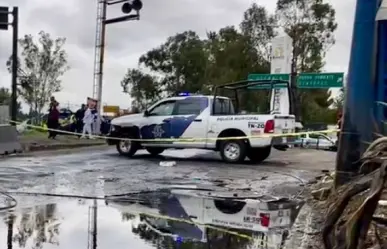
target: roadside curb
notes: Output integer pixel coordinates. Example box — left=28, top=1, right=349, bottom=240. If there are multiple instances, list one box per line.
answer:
left=283, top=198, right=324, bottom=249
left=21, top=141, right=106, bottom=152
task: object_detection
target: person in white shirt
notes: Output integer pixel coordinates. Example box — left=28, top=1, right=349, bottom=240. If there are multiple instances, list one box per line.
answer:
left=81, top=107, right=94, bottom=139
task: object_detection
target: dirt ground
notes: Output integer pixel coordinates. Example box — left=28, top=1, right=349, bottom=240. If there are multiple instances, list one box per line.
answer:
left=19, top=132, right=106, bottom=151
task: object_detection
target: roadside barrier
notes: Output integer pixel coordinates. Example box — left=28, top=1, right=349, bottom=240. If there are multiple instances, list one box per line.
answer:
left=8, top=119, right=339, bottom=143
left=0, top=124, right=22, bottom=155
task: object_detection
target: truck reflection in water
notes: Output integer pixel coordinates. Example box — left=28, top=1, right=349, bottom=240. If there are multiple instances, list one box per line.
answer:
left=106, top=188, right=302, bottom=249
left=1, top=189, right=302, bottom=249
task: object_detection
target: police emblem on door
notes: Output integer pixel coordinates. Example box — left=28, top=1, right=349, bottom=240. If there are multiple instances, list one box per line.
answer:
left=152, top=125, right=164, bottom=138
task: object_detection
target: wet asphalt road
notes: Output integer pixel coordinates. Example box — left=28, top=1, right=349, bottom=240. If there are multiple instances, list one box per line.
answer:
left=0, top=147, right=336, bottom=201
left=0, top=147, right=336, bottom=249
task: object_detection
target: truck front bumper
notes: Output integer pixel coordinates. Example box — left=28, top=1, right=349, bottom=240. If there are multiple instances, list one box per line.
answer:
left=106, top=130, right=121, bottom=145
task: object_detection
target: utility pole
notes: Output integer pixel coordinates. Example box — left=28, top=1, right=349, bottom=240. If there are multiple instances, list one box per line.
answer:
left=87, top=200, right=98, bottom=249
left=0, top=6, right=18, bottom=125
left=335, top=0, right=379, bottom=186
left=11, top=7, right=18, bottom=124
left=92, top=0, right=142, bottom=134
left=7, top=214, right=14, bottom=249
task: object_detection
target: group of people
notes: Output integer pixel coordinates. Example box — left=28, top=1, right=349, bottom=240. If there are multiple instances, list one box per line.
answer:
left=46, top=96, right=99, bottom=139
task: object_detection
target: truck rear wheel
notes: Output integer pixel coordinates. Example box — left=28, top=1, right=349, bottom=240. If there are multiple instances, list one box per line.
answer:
left=146, top=147, right=165, bottom=156
left=116, top=139, right=138, bottom=157
left=220, top=140, right=247, bottom=163
left=248, top=146, right=271, bottom=163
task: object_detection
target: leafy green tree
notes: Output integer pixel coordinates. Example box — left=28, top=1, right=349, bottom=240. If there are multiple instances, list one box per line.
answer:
left=139, top=31, right=209, bottom=95
left=275, top=0, right=338, bottom=123
left=7, top=31, right=70, bottom=116
left=121, top=68, right=161, bottom=111
left=205, top=26, right=270, bottom=112
left=240, top=3, right=277, bottom=62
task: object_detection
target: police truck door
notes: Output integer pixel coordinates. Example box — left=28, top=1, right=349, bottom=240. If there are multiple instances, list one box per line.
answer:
left=169, top=97, right=209, bottom=148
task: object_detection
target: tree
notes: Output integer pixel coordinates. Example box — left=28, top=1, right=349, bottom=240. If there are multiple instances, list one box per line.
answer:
left=120, top=68, right=161, bottom=111
left=240, top=3, right=277, bottom=62
left=205, top=26, right=271, bottom=112
left=139, top=31, right=209, bottom=95
left=275, top=0, right=338, bottom=123
left=6, top=31, right=70, bottom=115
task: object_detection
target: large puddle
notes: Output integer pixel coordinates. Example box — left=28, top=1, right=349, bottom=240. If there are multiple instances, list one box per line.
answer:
left=0, top=189, right=302, bottom=249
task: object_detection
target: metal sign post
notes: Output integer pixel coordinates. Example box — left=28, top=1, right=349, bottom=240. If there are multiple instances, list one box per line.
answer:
left=92, top=0, right=142, bottom=134
left=0, top=6, right=18, bottom=125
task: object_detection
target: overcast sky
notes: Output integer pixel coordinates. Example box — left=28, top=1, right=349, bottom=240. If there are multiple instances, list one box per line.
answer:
left=0, top=0, right=354, bottom=112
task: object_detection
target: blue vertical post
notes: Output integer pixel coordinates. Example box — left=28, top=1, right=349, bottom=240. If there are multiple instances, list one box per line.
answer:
left=335, top=0, right=380, bottom=186
left=376, top=20, right=387, bottom=133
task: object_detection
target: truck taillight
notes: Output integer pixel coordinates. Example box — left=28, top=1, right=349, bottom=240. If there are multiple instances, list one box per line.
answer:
left=264, top=120, right=274, bottom=133
left=260, top=213, right=270, bottom=227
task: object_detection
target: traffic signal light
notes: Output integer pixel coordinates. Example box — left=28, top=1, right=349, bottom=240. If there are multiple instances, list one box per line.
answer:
left=0, top=6, right=9, bottom=30
left=121, top=0, right=142, bottom=14
left=131, top=0, right=142, bottom=11
left=121, top=3, right=132, bottom=14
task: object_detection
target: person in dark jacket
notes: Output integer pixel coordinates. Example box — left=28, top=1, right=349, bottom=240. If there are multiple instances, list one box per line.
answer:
left=47, top=96, right=60, bottom=139
left=75, top=104, right=86, bottom=137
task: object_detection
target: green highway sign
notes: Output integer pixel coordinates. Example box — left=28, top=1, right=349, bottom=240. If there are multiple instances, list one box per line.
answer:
left=298, top=72, right=344, bottom=88
left=248, top=73, right=289, bottom=81
left=247, top=74, right=289, bottom=89
left=248, top=72, right=344, bottom=89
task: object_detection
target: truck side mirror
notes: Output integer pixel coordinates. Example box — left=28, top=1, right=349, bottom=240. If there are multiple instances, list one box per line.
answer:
left=144, top=110, right=150, bottom=116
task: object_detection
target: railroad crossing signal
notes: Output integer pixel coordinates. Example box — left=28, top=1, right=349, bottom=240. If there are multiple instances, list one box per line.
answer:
left=248, top=72, right=344, bottom=89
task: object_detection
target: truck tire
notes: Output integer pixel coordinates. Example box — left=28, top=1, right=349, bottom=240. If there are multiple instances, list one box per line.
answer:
left=146, top=147, right=165, bottom=156
left=247, top=146, right=271, bottom=163
left=116, top=139, right=138, bottom=157
left=219, top=140, right=247, bottom=163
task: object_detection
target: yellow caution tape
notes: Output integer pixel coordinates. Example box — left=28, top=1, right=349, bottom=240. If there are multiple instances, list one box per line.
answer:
left=9, top=119, right=339, bottom=143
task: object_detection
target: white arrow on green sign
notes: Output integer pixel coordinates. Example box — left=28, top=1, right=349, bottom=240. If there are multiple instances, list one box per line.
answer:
left=248, top=72, right=344, bottom=88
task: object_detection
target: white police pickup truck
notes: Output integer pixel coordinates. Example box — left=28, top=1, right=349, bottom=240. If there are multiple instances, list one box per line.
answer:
left=107, top=80, right=296, bottom=163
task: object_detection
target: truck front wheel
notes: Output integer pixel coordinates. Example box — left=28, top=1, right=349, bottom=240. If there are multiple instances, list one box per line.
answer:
left=220, top=140, right=247, bottom=163
left=247, top=146, right=271, bottom=163
left=116, top=139, right=138, bottom=157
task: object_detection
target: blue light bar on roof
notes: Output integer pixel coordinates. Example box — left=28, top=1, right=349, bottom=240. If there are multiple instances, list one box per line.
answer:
left=178, top=92, right=191, bottom=96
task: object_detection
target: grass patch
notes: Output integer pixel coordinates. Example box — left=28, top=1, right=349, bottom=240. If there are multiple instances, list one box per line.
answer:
left=20, top=128, right=47, bottom=137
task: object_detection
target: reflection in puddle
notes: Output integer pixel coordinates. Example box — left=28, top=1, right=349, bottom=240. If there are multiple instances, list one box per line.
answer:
left=0, top=189, right=302, bottom=249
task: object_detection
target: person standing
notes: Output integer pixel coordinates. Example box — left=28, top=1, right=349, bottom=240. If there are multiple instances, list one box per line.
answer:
left=81, top=106, right=94, bottom=139
left=75, top=104, right=86, bottom=137
left=47, top=96, right=59, bottom=139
